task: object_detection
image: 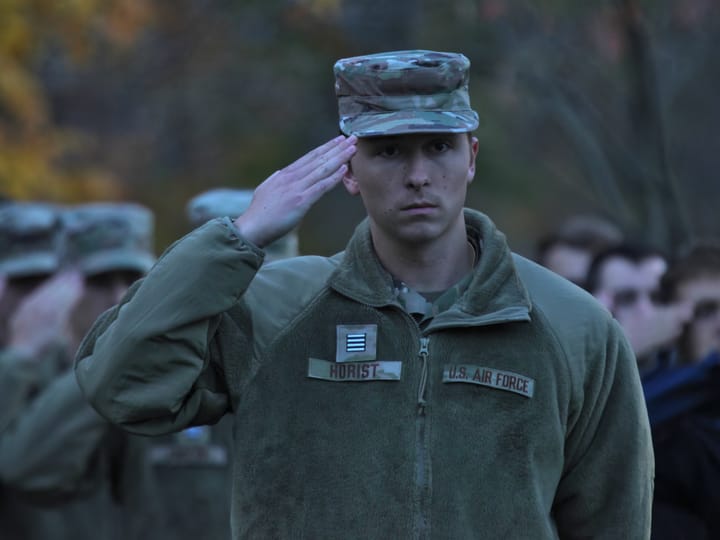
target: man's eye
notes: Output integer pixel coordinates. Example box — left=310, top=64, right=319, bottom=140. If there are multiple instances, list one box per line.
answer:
left=378, top=146, right=400, bottom=157
left=431, top=141, right=451, bottom=152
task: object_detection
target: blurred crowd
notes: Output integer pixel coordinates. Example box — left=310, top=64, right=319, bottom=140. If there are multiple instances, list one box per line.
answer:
left=537, top=213, right=720, bottom=540
left=1, top=196, right=718, bottom=538
left=0, top=192, right=297, bottom=540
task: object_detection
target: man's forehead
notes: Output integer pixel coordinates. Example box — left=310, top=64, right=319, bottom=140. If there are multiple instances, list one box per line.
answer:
left=600, top=256, right=665, bottom=288
left=677, top=276, right=720, bottom=302
left=358, top=132, right=468, bottom=144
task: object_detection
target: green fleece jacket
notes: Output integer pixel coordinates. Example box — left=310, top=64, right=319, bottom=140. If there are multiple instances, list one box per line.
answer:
left=75, top=209, right=654, bottom=540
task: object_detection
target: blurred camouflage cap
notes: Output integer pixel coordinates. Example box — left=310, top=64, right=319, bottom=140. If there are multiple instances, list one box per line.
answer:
left=186, top=188, right=299, bottom=260
left=186, top=188, right=255, bottom=227
left=334, top=49, right=479, bottom=137
left=0, top=202, right=62, bottom=278
left=62, top=202, right=155, bottom=276
left=264, top=231, right=299, bottom=262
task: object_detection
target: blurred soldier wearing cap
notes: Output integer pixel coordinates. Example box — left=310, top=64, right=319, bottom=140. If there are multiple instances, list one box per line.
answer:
left=0, top=202, right=70, bottom=433
left=1, top=202, right=166, bottom=539
left=186, top=188, right=299, bottom=263
left=76, top=50, right=653, bottom=539
left=62, top=202, right=155, bottom=355
left=0, top=201, right=74, bottom=539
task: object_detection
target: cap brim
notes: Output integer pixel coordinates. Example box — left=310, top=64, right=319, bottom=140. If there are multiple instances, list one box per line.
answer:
left=340, top=110, right=479, bottom=137
left=0, top=253, right=60, bottom=278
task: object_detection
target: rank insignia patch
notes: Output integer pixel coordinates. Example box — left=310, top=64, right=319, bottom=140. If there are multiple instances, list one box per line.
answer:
left=336, top=324, right=377, bottom=362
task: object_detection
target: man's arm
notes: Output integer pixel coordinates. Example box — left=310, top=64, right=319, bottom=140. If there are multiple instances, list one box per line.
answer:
left=74, top=218, right=262, bottom=435
left=554, top=319, right=654, bottom=539
left=0, top=369, right=108, bottom=502
left=74, top=136, right=356, bottom=435
left=0, top=271, right=85, bottom=432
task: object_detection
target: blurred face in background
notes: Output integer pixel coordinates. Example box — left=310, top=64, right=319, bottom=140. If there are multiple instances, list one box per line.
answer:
left=69, top=270, right=142, bottom=354
left=675, top=275, right=720, bottom=361
left=594, top=255, right=667, bottom=323
left=591, top=254, right=691, bottom=361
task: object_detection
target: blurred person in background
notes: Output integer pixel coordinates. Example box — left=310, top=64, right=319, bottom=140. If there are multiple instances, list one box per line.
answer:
left=638, top=241, right=720, bottom=540
left=187, top=188, right=300, bottom=263
left=0, top=202, right=165, bottom=540
left=586, top=243, right=692, bottom=372
left=147, top=188, right=300, bottom=540
left=661, top=241, right=720, bottom=365
left=535, top=213, right=624, bottom=290
left=0, top=202, right=67, bottom=432
left=0, top=201, right=74, bottom=539
left=75, top=50, right=652, bottom=539
left=63, top=202, right=156, bottom=355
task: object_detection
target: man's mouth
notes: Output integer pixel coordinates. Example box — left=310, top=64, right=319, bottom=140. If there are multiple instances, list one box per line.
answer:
left=401, top=201, right=437, bottom=210
left=400, top=202, right=438, bottom=216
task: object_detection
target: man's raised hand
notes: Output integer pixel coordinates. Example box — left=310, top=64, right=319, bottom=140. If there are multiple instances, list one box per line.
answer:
left=233, top=135, right=356, bottom=248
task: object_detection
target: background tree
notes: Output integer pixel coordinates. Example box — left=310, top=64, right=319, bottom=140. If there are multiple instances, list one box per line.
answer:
left=0, top=0, right=154, bottom=202
left=2, top=0, right=717, bottom=257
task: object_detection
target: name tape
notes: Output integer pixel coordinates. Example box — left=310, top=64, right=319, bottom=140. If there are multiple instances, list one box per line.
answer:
left=308, top=358, right=402, bottom=382
left=443, top=364, right=534, bottom=398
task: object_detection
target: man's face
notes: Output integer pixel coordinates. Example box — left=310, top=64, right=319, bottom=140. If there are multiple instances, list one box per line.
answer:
left=343, top=132, right=478, bottom=247
left=676, top=276, right=720, bottom=360
left=595, top=255, right=667, bottom=323
left=70, top=270, right=141, bottom=347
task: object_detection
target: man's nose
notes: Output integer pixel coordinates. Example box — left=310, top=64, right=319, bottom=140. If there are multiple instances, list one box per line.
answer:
left=404, top=153, right=431, bottom=189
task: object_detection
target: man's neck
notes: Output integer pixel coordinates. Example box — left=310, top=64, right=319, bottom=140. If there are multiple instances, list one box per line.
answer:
left=371, top=228, right=475, bottom=293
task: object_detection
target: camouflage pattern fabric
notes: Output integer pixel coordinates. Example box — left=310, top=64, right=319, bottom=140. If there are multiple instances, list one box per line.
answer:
left=395, top=271, right=474, bottom=325
left=334, top=49, right=480, bottom=137
left=62, top=203, right=155, bottom=276
left=0, top=203, right=62, bottom=278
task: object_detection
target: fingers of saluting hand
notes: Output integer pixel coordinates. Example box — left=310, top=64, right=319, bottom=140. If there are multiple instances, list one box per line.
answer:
left=275, top=135, right=357, bottom=190
left=234, top=136, right=356, bottom=247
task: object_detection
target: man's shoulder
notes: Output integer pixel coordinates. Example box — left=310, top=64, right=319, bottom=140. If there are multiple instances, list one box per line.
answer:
left=512, top=253, right=615, bottom=336
left=245, top=253, right=343, bottom=308
left=259, top=252, right=343, bottom=281
left=511, top=254, right=631, bottom=388
left=241, top=253, right=345, bottom=345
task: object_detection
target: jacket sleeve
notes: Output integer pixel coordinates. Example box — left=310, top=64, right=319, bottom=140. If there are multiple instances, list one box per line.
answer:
left=74, top=217, right=264, bottom=436
left=554, top=318, right=654, bottom=540
left=0, top=369, right=108, bottom=502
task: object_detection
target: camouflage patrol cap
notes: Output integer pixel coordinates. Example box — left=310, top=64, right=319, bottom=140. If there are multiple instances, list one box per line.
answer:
left=264, top=232, right=299, bottom=262
left=334, top=50, right=479, bottom=137
left=0, top=202, right=62, bottom=277
left=186, top=188, right=299, bottom=260
left=186, top=188, right=255, bottom=227
left=62, top=202, right=155, bottom=276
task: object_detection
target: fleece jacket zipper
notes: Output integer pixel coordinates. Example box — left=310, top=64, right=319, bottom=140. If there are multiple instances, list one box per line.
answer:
left=414, top=336, right=431, bottom=539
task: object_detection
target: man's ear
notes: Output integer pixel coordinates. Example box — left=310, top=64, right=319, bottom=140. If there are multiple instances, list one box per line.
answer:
left=467, top=136, right=479, bottom=185
left=342, top=165, right=361, bottom=196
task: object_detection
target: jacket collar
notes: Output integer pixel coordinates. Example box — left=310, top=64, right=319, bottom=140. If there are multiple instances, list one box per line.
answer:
left=329, top=209, right=532, bottom=322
